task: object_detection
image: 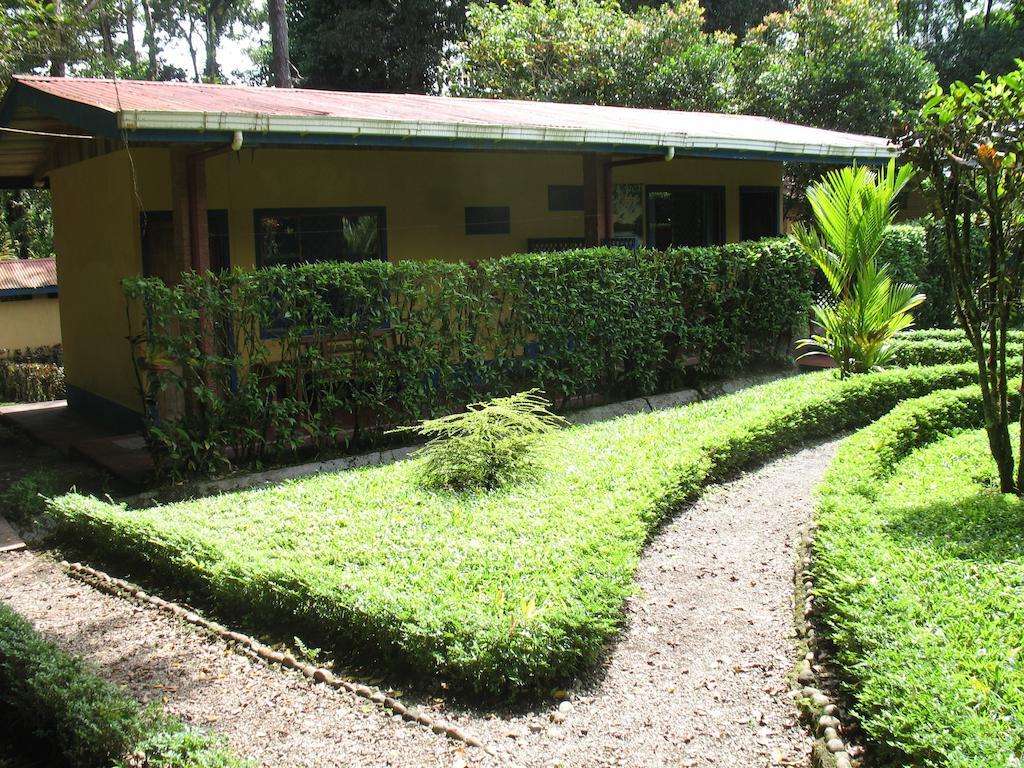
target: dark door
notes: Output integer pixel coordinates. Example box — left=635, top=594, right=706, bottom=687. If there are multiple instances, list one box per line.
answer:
left=646, top=186, right=725, bottom=248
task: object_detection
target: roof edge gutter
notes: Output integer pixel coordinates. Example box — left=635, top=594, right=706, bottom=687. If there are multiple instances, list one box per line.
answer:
left=116, top=110, right=896, bottom=162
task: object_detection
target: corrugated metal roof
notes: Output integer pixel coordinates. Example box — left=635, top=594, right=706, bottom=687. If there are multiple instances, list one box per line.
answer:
left=7, top=76, right=893, bottom=161
left=0, top=258, right=57, bottom=292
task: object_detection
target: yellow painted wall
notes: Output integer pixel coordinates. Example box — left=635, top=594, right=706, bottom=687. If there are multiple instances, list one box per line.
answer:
left=49, top=150, right=141, bottom=415
left=48, top=146, right=783, bottom=418
left=0, top=295, right=61, bottom=351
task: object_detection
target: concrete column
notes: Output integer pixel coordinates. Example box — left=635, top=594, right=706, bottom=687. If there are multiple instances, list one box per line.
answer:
left=583, top=153, right=613, bottom=246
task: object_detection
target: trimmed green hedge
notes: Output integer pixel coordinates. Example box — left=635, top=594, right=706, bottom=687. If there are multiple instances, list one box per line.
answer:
left=124, top=240, right=812, bottom=476
left=883, top=223, right=955, bottom=329
left=0, top=602, right=246, bottom=767
left=890, top=329, right=1024, bottom=367
left=0, top=345, right=64, bottom=403
left=815, top=386, right=1024, bottom=767
left=47, top=363, right=993, bottom=698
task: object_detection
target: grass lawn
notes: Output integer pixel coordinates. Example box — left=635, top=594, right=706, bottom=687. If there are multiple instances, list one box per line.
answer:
left=816, top=391, right=1024, bottom=767
left=47, top=364, right=983, bottom=697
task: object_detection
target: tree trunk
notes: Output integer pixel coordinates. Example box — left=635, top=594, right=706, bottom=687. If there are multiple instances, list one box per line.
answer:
left=203, top=8, right=221, bottom=82
left=141, top=0, right=159, bottom=78
left=125, top=0, right=139, bottom=68
left=99, top=14, right=116, bottom=73
left=269, top=0, right=292, bottom=87
left=50, top=0, right=66, bottom=77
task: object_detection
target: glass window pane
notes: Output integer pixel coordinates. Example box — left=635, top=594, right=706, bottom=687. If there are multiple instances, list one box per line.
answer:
left=342, top=214, right=382, bottom=261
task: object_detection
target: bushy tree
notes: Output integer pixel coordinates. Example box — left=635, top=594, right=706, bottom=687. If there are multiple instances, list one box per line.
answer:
left=899, top=62, right=1024, bottom=493
left=929, top=7, right=1024, bottom=86
left=289, top=0, right=466, bottom=93
left=443, top=0, right=736, bottom=113
left=736, top=0, right=934, bottom=137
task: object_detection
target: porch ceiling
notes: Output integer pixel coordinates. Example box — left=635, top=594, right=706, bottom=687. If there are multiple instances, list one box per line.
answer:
left=0, top=75, right=896, bottom=187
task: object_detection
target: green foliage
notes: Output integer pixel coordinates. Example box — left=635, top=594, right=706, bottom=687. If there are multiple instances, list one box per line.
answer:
left=899, top=60, right=1024, bottom=492
left=0, top=470, right=65, bottom=524
left=289, top=0, right=465, bottom=92
left=882, top=221, right=956, bottom=329
left=929, top=7, right=1024, bottom=87
left=736, top=0, right=934, bottom=138
left=123, top=241, right=811, bottom=478
left=114, top=720, right=248, bottom=768
left=0, top=601, right=141, bottom=767
left=0, top=345, right=65, bottom=403
left=795, top=162, right=925, bottom=375
left=0, top=191, right=54, bottom=260
left=398, top=390, right=566, bottom=491
left=46, top=362, right=990, bottom=697
left=0, top=602, right=247, bottom=768
left=443, top=0, right=736, bottom=112
left=815, top=386, right=1024, bottom=767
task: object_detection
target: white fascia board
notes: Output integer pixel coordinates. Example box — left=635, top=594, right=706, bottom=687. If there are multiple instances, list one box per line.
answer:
left=118, top=109, right=895, bottom=159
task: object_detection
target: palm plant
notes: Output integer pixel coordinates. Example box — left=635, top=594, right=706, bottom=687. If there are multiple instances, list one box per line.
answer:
left=795, top=160, right=925, bottom=377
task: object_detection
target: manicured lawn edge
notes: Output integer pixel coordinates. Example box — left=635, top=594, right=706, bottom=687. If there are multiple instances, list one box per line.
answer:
left=889, top=336, right=1024, bottom=367
left=813, top=384, right=1020, bottom=766
left=0, top=601, right=247, bottom=768
left=46, top=363, right=996, bottom=697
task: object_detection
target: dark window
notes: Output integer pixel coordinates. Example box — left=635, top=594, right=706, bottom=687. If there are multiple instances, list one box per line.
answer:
left=465, top=206, right=511, bottom=236
left=739, top=187, right=781, bottom=241
left=547, top=185, right=584, bottom=211
left=255, top=208, right=386, bottom=267
left=140, top=209, right=232, bottom=280
left=645, top=186, right=725, bottom=248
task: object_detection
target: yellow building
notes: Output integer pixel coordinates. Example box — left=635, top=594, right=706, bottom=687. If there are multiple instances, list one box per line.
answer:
left=0, top=257, right=61, bottom=352
left=0, top=77, right=893, bottom=429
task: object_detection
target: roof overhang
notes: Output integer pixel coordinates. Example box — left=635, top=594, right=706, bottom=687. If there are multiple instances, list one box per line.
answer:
left=115, top=109, right=895, bottom=164
left=0, top=75, right=897, bottom=185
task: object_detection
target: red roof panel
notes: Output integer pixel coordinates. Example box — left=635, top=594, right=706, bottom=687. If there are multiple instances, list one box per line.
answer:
left=10, top=75, right=889, bottom=153
left=0, top=257, right=57, bottom=292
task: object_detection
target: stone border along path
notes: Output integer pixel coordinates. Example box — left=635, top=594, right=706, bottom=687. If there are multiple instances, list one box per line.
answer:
left=0, top=436, right=840, bottom=768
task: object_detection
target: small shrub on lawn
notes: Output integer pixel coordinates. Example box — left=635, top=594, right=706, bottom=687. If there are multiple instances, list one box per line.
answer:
left=0, top=602, right=246, bottom=768
left=45, top=362, right=997, bottom=697
left=397, top=390, right=566, bottom=491
left=816, top=388, right=1024, bottom=767
left=1, top=471, right=67, bottom=524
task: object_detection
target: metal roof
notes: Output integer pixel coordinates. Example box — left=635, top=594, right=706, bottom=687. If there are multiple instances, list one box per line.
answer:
left=0, top=76, right=895, bottom=183
left=0, top=257, right=57, bottom=293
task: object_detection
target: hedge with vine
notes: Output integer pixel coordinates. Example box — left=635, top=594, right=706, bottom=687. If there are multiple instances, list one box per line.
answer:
left=124, top=241, right=814, bottom=477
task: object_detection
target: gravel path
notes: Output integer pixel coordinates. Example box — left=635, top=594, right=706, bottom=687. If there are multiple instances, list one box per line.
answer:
left=0, top=549, right=460, bottom=768
left=0, top=438, right=839, bottom=768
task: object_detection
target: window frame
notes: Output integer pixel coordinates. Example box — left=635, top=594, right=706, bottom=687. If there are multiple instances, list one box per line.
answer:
left=547, top=185, right=585, bottom=212
left=738, top=185, right=782, bottom=242
left=253, top=206, right=388, bottom=268
left=464, top=206, right=511, bottom=236
left=644, top=185, right=726, bottom=248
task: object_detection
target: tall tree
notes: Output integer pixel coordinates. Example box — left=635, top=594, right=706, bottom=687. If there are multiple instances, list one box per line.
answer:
left=736, top=0, right=934, bottom=138
left=444, top=0, right=736, bottom=112
left=289, top=0, right=468, bottom=93
left=268, top=0, right=290, bottom=86
left=899, top=62, right=1024, bottom=493
left=928, top=7, right=1024, bottom=85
